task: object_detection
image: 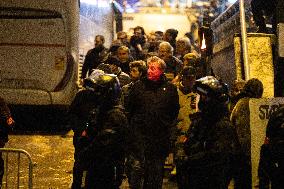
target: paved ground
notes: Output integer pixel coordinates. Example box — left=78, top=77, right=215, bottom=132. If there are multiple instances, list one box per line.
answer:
left=3, top=131, right=178, bottom=189
left=5, top=132, right=74, bottom=188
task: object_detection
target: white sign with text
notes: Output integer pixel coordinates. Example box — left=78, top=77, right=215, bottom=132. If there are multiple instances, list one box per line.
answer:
left=249, top=97, right=284, bottom=188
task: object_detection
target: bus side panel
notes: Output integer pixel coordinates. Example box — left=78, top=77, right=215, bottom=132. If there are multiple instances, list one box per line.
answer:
left=0, top=0, right=80, bottom=106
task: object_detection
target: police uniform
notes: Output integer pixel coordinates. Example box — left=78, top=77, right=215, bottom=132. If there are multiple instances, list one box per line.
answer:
left=70, top=70, right=128, bottom=189
left=184, top=76, right=240, bottom=189
left=0, top=97, right=14, bottom=186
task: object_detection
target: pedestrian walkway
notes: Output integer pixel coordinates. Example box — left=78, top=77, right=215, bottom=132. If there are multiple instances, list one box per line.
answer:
left=5, top=132, right=179, bottom=188
left=0, top=148, right=33, bottom=189
left=6, top=131, right=237, bottom=188
left=6, top=134, right=74, bottom=188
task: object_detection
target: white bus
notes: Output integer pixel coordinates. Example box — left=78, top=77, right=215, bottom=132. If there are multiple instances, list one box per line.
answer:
left=0, top=0, right=80, bottom=107
left=0, top=0, right=115, bottom=107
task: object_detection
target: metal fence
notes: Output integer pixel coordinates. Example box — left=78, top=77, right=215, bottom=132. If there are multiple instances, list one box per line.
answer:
left=0, top=148, right=33, bottom=189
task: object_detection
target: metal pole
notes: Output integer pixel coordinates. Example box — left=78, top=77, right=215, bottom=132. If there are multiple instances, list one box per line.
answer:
left=239, top=0, right=250, bottom=80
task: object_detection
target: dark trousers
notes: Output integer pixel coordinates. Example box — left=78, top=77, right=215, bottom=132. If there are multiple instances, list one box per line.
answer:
left=258, top=144, right=284, bottom=189
left=234, top=155, right=252, bottom=189
left=85, top=162, right=123, bottom=189
left=176, top=160, right=190, bottom=189
left=125, top=154, right=144, bottom=189
left=187, top=165, right=229, bottom=189
left=126, top=152, right=166, bottom=189
left=71, top=136, right=89, bottom=189
left=71, top=158, right=84, bottom=189
left=143, top=154, right=166, bottom=189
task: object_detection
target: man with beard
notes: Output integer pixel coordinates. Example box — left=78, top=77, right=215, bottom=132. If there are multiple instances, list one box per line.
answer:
left=81, top=35, right=109, bottom=80
left=130, top=26, right=147, bottom=60
left=163, top=28, right=178, bottom=55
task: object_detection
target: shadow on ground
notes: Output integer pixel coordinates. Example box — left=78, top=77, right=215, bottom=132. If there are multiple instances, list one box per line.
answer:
left=10, top=105, right=71, bottom=135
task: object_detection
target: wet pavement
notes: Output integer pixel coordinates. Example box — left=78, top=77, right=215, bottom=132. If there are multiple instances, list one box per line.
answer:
left=5, top=132, right=74, bottom=188
left=4, top=131, right=178, bottom=189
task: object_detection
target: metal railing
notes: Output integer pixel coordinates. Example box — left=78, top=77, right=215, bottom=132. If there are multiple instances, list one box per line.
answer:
left=0, top=148, right=33, bottom=189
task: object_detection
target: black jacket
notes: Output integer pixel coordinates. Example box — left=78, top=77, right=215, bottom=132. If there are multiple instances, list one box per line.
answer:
left=68, top=90, right=99, bottom=137
left=127, top=75, right=179, bottom=156
left=184, top=109, right=240, bottom=188
left=78, top=105, right=129, bottom=188
left=164, top=56, right=183, bottom=77
left=0, top=97, right=14, bottom=143
left=78, top=105, right=129, bottom=163
left=81, top=46, right=109, bottom=79
left=184, top=112, right=239, bottom=167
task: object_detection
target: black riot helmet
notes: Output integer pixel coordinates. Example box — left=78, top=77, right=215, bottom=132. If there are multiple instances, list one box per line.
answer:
left=194, top=76, right=229, bottom=113
left=83, top=69, right=121, bottom=105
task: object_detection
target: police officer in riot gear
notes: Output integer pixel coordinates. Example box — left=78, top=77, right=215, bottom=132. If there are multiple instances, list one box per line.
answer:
left=77, top=71, right=128, bottom=189
left=258, top=106, right=284, bottom=189
left=69, top=69, right=105, bottom=189
left=183, top=76, right=240, bottom=189
left=69, top=70, right=128, bottom=189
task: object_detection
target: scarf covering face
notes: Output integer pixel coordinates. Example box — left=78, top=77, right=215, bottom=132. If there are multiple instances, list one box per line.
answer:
left=147, top=61, right=163, bottom=81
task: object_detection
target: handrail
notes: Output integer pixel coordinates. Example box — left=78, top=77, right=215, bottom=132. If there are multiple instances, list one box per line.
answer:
left=0, top=148, right=33, bottom=189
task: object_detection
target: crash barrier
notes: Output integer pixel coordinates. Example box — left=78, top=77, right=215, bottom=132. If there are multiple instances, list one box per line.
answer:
left=0, top=148, right=33, bottom=189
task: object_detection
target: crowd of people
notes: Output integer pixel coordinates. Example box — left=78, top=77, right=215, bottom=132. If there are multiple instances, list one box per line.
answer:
left=66, top=23, right=284, bottom=189
left=0, top=8, right=283, bottom=186
left=0, top=1, right=282, bottom=188
left=80, top=26, right=201, bottom=86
